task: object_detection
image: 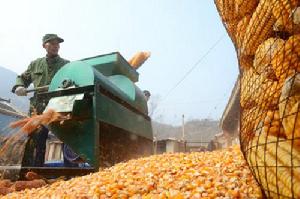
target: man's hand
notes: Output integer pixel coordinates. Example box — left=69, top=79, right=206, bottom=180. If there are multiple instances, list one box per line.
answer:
left=15, top=86, right=27, bottom=96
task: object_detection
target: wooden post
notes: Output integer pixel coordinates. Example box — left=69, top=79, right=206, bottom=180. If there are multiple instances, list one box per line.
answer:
left=182, top=114, right=185, bottom=140
left=182, top=114, right=186, bottom=152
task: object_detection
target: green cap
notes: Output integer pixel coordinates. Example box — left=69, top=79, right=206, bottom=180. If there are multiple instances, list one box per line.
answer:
left=42, top=34, right=64, bottom=44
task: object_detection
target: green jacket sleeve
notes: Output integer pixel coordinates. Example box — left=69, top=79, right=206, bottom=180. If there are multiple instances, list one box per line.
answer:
left=12, top=63, right=33, bottom=92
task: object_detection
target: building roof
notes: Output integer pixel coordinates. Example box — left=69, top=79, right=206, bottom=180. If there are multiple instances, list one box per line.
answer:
left=219, top=75, right=240, bottom=134
left=0, top=100, right=26, bottom=118
left=156, top=137, right=184, bottom=142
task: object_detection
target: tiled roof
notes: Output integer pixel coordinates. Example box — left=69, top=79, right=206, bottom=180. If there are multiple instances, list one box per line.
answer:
left=0, top=101, right=16, bottom=112
left=0, top=101, right=26, bottom=117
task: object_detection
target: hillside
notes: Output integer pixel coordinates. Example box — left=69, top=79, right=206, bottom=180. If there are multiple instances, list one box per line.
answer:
left=152, top=119, right=220, bottom=142
left=0, top=66, right=29, bottom=113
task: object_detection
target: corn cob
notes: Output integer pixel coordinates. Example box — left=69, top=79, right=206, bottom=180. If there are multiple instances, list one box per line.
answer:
left=272, top=0, right=299, bottom=33
left=240, top=108, right=257, bottom=143
left=234, top=0, right=258, bottom=20
left=260, top=133, right=300, bottom=164
left=281, top=102, right=300, bottom=148
left=293, top=7, right=300, bottom=34
left=9, top=109, right=69, bottom=135
left=279, top=74, right=300, bottom=148
left=214, top=0, right=239, bottom=44
left=214, top=0, right=257, bottom=59
left=240, top=107, right=268, bottom=147
left=255, top=79, right=282, bottom=110
left=241, top=68, right=282, bottom=111
left=258, top=109, right=286, bottom=138
left=260, top=64, right=279, bottom=81
left=239, top=53, right=254, bottom=70
left=215, top=0, right=258, bottom=22
left=222, top=1, right=256, bottom=45
left=253, top=38, right=285, bottom=76
left=128, top=52, right=151, bottom=70
left=271, top=35, right=300, bottom=81
left=241, top=68, right=263, bottom=109
left=236, top=15, right=251, bottom=51
left=287, top=34, right=300, bottom=59
left=215, top=0, right=238, bottom=22
left=248, top=150, right=291, bottom=198
left=224, top=20, right=238, bottom=44
left=247, top=132, right=300, bottom=197
left=248, top=149, right=295, bottom=198
left=240, top=0, right=275, bottom=57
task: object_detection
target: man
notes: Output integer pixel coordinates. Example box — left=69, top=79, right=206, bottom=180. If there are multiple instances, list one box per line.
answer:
left=12, top=34, right=69, bottom=166
left=207, top=140, right=216, bottom=151
left=143, top=90, right=151, bottom=102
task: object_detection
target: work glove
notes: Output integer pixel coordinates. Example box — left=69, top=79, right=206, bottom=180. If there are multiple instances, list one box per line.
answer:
left=15, top=86, right=27, bottom=96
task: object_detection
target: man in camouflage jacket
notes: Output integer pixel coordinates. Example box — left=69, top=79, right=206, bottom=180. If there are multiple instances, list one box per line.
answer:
left=12, top=34, right=69, bottom=166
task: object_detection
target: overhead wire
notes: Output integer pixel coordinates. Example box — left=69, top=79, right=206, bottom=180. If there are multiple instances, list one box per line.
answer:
left=206, top=88, right=231, bottom=119
left=157, top=33, right=227, bottom=109
left=157, top=98, right=227, bottom=106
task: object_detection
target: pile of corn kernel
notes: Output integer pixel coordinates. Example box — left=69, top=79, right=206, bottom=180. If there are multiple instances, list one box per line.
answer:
left=3, top=146, right=262, bottom=199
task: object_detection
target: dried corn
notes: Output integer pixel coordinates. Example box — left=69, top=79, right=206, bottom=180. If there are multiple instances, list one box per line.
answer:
left=257, top=109, right=286, bottom=138
left=236, top=15, right=251, bottom=50
left=215, top=0, right=300, bottom=197
left=215, top=0, right=258, bottom=22
left=253, top=38, right=285, bottom=77
left=240, top=0, right=275, bottom=57
left=272, top=0, right=299, bottom=33
left=236, top=15, right=253, bottom=69
left=234, top=0, right=258, bottom=20
left=9, top=109, right=69, bottom=135
left=215, top=0, right=238, bottom=22
left=128, top=52, right=151, bottom=70
left=240, top=68, right=262, bottom=109
left=255, top=79, right=282, bottom=110
left=271, top=35, right=300, bottom=81
left=247, top=132, right=300, bottom=198
left=224, top=20, right=238, bottom=44
left=240, top=107, right=266, bottom=145
left=279, top=74, right=300, bottom=148
left=2, top=146, right=262, bottom=198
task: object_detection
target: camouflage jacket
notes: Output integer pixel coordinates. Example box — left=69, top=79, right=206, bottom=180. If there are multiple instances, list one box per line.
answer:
left=12, top=56, right=69, bottom=114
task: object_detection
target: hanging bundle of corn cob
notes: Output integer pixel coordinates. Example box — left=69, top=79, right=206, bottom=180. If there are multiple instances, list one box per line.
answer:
left=215, top=0, right=258, bottom=45
left=215, top=0, right=300, bottom=197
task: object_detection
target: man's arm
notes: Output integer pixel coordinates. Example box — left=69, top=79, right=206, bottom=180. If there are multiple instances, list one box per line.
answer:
left=11, top=63, right=33, bottom=93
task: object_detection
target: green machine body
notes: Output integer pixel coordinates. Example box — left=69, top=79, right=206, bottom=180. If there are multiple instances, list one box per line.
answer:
left=39, top=52, right=153, bottom=170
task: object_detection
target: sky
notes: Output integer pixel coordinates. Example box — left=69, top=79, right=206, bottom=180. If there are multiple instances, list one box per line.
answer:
left=0, top=0, right=239, bottom=125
